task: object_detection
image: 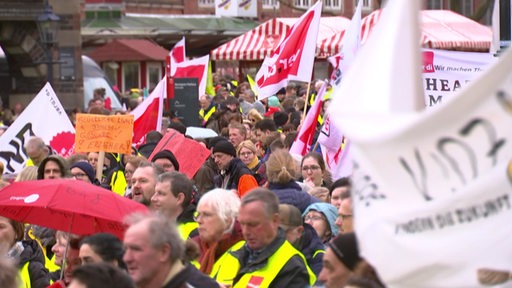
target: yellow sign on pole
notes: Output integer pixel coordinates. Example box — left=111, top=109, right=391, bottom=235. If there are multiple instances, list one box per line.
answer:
left=75, top=114, right=134, bottom=155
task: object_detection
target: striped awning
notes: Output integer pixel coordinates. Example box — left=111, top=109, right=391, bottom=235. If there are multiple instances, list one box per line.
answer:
left=211, top=16, right=350, bottom=61
left=319, top=9, right=492, bottom=57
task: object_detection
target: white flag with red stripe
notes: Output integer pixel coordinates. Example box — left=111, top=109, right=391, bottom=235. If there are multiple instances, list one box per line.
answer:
left=318, top=0, right=362, bottom=179
left=172, top=55, right=210, bottom=98
left=255, top=1, right=322, bottom=100
left=131, top=78, right=164, bottom=147
left=170, top=37, right=186, bottom=75
left=289, top=82, right=326, bottom=157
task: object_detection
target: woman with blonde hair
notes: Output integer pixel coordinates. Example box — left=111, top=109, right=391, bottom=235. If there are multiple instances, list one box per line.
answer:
left=266, top=149, right=319, bottom=213
left=236, top=140, right=266, bottom=186
left=246, top=108, right=263, bottom=124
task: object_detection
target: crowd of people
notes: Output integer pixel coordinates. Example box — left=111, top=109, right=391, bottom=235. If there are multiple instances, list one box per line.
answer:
left=0, top=75, right=386, bottom=288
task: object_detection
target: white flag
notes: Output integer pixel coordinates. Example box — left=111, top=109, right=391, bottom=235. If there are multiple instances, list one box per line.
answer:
left=330, top=0, right=512, bottom=286
left=0, top=83, right=75, bottom=174
left=319, top=0, right=362, bottom=179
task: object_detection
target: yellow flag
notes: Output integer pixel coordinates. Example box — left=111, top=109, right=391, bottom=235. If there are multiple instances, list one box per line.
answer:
left=247, top=74, right=258, bottom=96
left=206, top=61, right=215, bottom=96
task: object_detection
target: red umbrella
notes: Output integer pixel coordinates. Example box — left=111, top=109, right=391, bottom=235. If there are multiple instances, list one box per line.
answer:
left=0, top=179, right=148, bottom=239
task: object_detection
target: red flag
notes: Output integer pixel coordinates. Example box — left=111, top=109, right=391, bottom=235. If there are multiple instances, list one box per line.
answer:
left=289, top=82, right=326, bottom=157
left=172, top=55, right=209, bottom=97
left=131, top=78, right=164, bottom=147
left=255, top=1, right=322, bottom=100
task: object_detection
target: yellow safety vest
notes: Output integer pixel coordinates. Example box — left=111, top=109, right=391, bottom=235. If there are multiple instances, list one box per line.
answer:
left=178, top=221, right=198, bottom=240
left=110, top=170, right=127, bottom=196
left=199, top=106, right=216, bottom=124
left=212, top=240, right=316, bottom=287
left=26, top=227, right=59, bottom=273
left=25, top=159, right=34, bottom=167
left=18, top=261, right=30, bottom=288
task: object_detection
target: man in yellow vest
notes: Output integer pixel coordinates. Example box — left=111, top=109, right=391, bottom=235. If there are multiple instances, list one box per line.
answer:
left=199, top=94, right=216, bottom=127
left=150, top=172, right=198, bottom=240
left=213, top=188, right=315, bottom=287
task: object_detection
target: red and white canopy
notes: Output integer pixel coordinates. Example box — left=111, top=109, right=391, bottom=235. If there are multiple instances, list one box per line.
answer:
left=211, top=16, right=351, bottom=61
left=319, top=10, right=492, bottom=57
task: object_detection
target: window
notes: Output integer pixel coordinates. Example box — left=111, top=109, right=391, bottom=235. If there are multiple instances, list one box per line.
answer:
left=262, top=0, right=279, bottom=9
left=198, top=0, right=214, bottom=7
left=324, top=0, right=341, bottom=10
left=426, top=0, right=443, bottom=9
left=295, top=0, right=311, bottom=9
left=450, top=0, right=473, bottom=16
left=146, top=63, right=162, bottom=92
left=103, top=62, right=119, bottom=87
left=122, top=62, right=140, bottom=93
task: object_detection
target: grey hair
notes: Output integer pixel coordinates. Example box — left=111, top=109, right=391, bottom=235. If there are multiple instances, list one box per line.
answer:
left=241, top=188, right=279, bottom=219
left=124, top=212, right=184, bottom=263
left=198, top=188, right=240, bottom=234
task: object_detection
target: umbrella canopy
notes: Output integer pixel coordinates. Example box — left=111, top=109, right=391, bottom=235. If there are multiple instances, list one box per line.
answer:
left=0, top=179, right=148, bottom=239
left=186, top=126, right=218, bottom=139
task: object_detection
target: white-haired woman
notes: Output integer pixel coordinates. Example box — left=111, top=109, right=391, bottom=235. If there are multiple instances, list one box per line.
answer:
left=192, top=188, right=243, bottom=275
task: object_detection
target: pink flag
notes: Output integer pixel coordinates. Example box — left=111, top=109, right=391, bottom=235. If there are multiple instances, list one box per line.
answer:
left=172, top=55, right=209, bottom=97
left=255, top=1, right=322, bottom=100
left=318, top=0, right=362, bottom=179
left=289, top=82, right=326, bottom=157
left=131, top=78, right=164, bottom=147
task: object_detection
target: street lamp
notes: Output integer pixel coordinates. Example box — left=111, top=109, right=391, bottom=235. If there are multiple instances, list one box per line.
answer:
left=36, top=1, right=60, bottom=85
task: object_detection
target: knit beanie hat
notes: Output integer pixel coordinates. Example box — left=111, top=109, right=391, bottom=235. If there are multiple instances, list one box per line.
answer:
left=329, top=233, right=362, bottom=271
left=70, top=161, right=96, bottom=183
left=268, top=96, right=280, bottom=107
left=207, top=136, right=229, bottom=150
left=152, top=150, right=180, bottom=171
left=212, top=140, right=236, bottom=157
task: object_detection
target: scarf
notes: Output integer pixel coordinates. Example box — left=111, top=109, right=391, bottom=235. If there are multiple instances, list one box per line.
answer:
left=197, top=221, right=244, bottom=274
left=246, top=156, right=259, bottom=170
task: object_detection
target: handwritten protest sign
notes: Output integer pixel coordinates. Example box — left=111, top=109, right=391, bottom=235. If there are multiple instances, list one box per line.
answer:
left=75, top=114, right=134, bottom=154
left=149, top=129, right=211, bottom=178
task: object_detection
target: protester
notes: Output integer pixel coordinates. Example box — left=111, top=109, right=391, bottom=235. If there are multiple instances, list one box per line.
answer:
left=15, top=166, right=38, bottom=182
left=318, top=233, right=362, bottom=288
left=130, top=162, right=163, bottom=207
left=69, top=263, right=135, bottom=288
left=344, top=260, right=386, bottom=288
left=151, top=149, right=180, bottom=172
left=212, top=188, right=315, bottom=287
left=49, top=237, right=82, bottom=288
left=0, top=258, right=18, bottom=288
left=151, top=172, right=198, bottom=239
left=70, top=161, right=98, bottom=185
left=138, top=130, right=163, bottom=159
left=37, top=155, right=69, bottom=180
left=301, top=152, right=332, bottom=189
left=236, top=140, right=267, bottom=186
left=0, top=217, right=50, bottom=288
left=279, top=204, right=324, bottom=280
left=24, top=136, right=50, bottom=167
left=303, top=203, right=339, bottom=244
left=192, top=188, right=243, bottom=275
left=123, top=213, right=220, bottom=288
left=0, top=161, right=10, bottom=188
left=265, top=149, right=319, bottom=212
left=228, top=122, right=247, bottom=149
left=330, top=177, right=351, bottom=209
left=309, top=186, right=331, bottom=203
left=212, top=140, right=258, bottom=197
left=79, top=233, right=126, bottom=269
left=123, top=155, right=147, bottom=198
left=336, top=192, right=354, bottom=234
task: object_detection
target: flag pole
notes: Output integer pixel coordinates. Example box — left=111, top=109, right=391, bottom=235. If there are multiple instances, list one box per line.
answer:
left=302, top=81, right=313, bottom=122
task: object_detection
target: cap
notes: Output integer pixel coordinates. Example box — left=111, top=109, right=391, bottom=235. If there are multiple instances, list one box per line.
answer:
left=70, top=161, right=96, bottom=183
left=279, top=204, right=302, bottom=228
left=329, top=233, right=362, bottom=271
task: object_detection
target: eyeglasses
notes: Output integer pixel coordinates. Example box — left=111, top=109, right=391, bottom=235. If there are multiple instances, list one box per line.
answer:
left=338, top=213, right=353, bottom=221
left=302, top=165, right=320, bottom=172
left=304, top=215, right=325, bottom=222
left=239, top=151, right=254, bottom=157
left=193, top=211, right=215, bottom=221
left=72, top=173, right=87, bottom=178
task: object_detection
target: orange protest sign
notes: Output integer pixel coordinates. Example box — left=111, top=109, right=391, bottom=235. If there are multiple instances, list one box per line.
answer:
left=75, top=114, right=134, bottom=154
left=149, top=129, right=211, bottom=179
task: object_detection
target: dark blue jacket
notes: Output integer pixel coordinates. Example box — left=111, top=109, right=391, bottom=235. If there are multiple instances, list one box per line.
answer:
left=297, top=223, right=325, bottom=279
left=268, top=181, right=320, bottom=213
